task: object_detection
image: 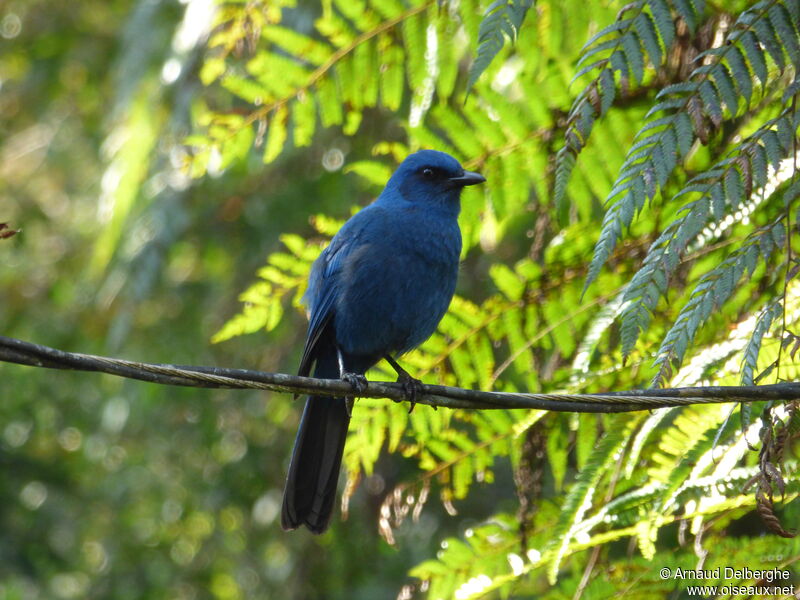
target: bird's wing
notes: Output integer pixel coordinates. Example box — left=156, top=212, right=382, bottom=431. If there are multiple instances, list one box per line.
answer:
left=297, top=268, right=335, bottom=377
left=297, top=210, right=377, bottom=376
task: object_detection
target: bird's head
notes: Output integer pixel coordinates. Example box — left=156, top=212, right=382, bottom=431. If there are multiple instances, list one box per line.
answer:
left=381, top=150, right=485, bottom=213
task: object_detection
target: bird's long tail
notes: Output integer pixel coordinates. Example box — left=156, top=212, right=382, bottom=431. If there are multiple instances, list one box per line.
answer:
left=281, top=348, right=350, bottom=534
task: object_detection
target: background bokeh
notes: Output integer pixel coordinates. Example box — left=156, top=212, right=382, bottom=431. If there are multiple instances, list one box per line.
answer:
left=4, top=0, right=800, bottom=598
left=1, top=1, right=451, bottom=597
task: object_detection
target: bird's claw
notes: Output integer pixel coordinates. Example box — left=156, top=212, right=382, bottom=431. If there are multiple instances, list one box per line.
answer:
left=397, top=372, right=424, bottom=414
left=384, top=355, right=426, bottom=413
left=341, top=372, right=365, bottom=417
left=341, top=371, right=368, bottom=395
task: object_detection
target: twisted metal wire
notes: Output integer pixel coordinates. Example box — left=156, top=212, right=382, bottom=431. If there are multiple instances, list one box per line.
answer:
left=2, top=335, right=799, bottom=413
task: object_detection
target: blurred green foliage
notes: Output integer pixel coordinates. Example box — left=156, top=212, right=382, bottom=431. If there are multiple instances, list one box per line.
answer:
left=3, top=0, right=800, bottom=599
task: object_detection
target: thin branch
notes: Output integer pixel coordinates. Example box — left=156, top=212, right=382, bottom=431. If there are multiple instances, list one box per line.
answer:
left=2, top=335, right=800, bottom=413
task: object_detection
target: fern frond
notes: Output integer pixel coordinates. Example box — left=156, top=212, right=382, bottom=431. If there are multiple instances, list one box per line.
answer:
left=672, top=0, right=705, bottom=33
left=211, top=234, right=320, bottom=342
left=652, top=219, right=787, bottom=385
left=409, top=514, right=520, bottom=600
left=466, top=0, right=533, bottom=91
left=411, top=464, right=800, bottom=596
left=619, top=105, right=800, bottom=357
left=546, top=415, right=641, bottom=583
left=741, top=300, right=783, bottom=385
left=647, top=405, right=730, bottom=507
left=192, top=0, right=437, bottom=173
left=555, top=0, right=681, bottom=219
left=585, top=0, right=800, bottom=290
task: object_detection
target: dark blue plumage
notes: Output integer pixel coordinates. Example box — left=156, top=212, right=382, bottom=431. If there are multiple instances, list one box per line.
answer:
left=281, top=150, right=485, bottom=533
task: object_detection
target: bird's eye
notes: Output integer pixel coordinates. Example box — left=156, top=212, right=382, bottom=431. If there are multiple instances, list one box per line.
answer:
left=421, top=167, right=435, bottom=178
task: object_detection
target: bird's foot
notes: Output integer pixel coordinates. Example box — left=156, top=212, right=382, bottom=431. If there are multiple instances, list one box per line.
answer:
left=341, top=371, right=368, bottom=395
left=340, top=372, right=366, bottom=417
left=384, top=355, right=427, bottom=413
left=396, top=371, right=425, bottom=414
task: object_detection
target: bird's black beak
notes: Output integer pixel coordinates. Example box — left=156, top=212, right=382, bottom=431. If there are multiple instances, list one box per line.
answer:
left=448, top=170, right=486, bottom=187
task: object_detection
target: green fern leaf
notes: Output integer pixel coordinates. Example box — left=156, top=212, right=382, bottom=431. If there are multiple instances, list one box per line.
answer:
left=261, top=25, right=334, bottom=67
left=741, top=301, right=782, bottom=385
left=554, top=146, right=576, bottom=224
left=650, top=0, right=675, bottom=49
left=316, top=75, right=344, bottom=127
left=740, top=30, right=768, bottom=86
left=723, top=167, right=743, bottom=209
left=292, top=93, right=317, bottom=147
left=698, top=80, right=722, bottom=126
left=753, top=12, right=785, bottom=71
left=621, top=30, right=645, bottom=84
left=647, top=405, right=732, bottom=527
left=402, top=11, right=427, bottom=92
left=546, top=416, right=640, bottom=583
left=466, top=0, right=534, bottom=91
left=636, top=11, right=663, bottom=68
left=379, top=43, right=405, bottom=111
left=726, top=45, right=753, bottom=104
left=344, top=160, right=393, bottom=186
left=584, top=201, right=623, bottom=291
left=712, top=63, right=739, bottom=116
left=769, top=4, right=800, bottom=69
left=263, top=105, right=288, bottom=164
left=671, top=0, right=702, bottom=33
left=653, top=220, right=787, bottom=385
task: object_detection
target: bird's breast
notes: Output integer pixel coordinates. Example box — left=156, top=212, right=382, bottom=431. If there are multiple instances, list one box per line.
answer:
left=333, top=212, right=461, bottom=358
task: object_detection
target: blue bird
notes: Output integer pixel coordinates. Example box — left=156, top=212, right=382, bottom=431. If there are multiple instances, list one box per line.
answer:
left=281, top=149, right=485, bottom=533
